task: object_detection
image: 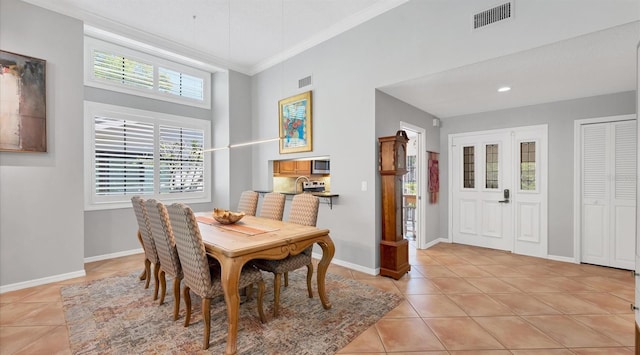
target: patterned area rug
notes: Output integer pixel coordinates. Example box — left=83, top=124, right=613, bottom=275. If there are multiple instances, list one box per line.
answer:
left=61, top=269, right=402, bottom=354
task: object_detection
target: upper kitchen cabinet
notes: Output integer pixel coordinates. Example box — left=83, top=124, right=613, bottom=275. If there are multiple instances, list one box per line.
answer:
left=274, top=160, right=311, bottom=176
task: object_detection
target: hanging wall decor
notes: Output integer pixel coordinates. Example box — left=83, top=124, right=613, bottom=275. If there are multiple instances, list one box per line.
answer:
left=279, top=90, right=312, bottom=154
left=0, top=50, right=47, bottom=152
left=428, top=151, right=439, bottom=203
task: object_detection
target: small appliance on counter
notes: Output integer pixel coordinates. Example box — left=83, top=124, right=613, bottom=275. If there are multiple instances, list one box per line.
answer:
left=302, top=181, right=325, bottom=192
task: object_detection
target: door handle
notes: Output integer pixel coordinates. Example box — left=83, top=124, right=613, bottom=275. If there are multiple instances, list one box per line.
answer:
left=499, top=189, right=509, bottom=203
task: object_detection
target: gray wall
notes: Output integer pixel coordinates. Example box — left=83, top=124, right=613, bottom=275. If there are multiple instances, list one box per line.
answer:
left=439, top=91, right=637, bottom=258
left=375, top=91, right=441, bottom=245
left=0, top=0, right=85, bottom=284
left=83, top=88, right=215, bottom=258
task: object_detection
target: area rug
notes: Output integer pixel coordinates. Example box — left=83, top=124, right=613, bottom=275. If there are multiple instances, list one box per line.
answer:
left=61, top=269, right=403, bottom=354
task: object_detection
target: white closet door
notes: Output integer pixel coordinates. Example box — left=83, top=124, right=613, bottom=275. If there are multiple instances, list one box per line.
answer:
left=610, top=120, right=636, bottom=269
left=581, top=120, right=636, bottom=270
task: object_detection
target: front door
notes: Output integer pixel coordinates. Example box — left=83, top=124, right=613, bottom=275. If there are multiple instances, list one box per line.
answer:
left=450, top=125, right=548, bottom=257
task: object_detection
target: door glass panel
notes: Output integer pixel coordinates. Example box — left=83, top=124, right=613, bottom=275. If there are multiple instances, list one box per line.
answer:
left=485, top=144, right=499, bottom=189
left=520, top=142, right=536, bottom=190
left=463, top=146, right=475, bottom=188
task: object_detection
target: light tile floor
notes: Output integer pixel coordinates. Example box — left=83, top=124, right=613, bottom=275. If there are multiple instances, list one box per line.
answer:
left=0, top=243, right=636, bottom=354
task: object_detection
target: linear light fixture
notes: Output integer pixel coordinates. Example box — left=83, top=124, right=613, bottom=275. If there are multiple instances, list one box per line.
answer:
left=497, top=86, right=511, bottom=92
left=202, top=137, right=280, bottom=153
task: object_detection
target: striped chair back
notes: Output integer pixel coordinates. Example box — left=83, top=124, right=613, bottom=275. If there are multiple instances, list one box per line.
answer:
left=288, top=193, right=319, bottom=227
left=145, top=199, right=182, bottom=279
left=131, top=196, right=159, bottom=264
left=237, top=191, right=259, bottom=216
left=166, top=203, right=215, bottom=298
left=259, top=192, right=286, bottom=221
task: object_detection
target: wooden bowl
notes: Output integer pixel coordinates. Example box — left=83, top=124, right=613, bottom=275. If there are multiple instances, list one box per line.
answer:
left=212, top=208, right=245, bottom=224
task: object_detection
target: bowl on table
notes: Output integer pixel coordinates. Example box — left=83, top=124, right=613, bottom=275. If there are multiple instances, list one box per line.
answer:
left=212, top=208, right=245, bottom=224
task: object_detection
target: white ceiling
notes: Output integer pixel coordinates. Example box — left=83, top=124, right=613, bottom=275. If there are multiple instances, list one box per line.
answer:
left=21, top=0, right=639, bottom=119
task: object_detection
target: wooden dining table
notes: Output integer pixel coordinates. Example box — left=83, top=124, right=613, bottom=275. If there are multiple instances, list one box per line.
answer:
left=195, top=213, right=335, bottom=355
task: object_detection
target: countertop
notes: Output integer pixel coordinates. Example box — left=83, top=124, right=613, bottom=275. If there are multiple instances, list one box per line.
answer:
left=255, top=190, right=339, bottom=198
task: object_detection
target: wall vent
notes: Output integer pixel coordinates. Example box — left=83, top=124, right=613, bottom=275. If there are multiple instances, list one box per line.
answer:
left=298, top=75, right=312, bottom=88
left=473, top=2, right=512, bottom=30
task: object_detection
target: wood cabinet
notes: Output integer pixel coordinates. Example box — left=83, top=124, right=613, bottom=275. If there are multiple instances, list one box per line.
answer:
left=378, top=130, right=411, bottom=279
left=273, top=160, right=311, bottom=176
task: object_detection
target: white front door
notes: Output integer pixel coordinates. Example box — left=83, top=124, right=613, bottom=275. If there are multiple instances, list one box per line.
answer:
left=450, top=125, right=548, bottom=257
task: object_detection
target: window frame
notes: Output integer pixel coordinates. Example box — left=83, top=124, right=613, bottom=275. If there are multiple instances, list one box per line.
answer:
left=84, top=101, right=211, bottom=210
left=84, top=37, right=211, bottom=109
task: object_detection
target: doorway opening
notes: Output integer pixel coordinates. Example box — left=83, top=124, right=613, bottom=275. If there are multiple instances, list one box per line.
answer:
left=400, top=122, right=426, bottom=250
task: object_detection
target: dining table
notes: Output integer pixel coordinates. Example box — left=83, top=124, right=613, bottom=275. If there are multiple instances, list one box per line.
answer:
left=195, top=213, right=335, bottom=355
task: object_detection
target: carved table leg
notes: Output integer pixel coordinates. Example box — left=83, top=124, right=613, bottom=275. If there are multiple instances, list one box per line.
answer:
left=316, top=235, right=335, bottom=310
left=221, top=259, right=243, bottom=355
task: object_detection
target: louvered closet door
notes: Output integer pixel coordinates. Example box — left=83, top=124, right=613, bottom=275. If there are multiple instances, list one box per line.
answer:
left=581, top=120, right=636, bottom=270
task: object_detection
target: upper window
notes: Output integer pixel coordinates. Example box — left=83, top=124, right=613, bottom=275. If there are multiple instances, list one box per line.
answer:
left=85, top=37, right=211, bottom=109
left=85, top=102, right=211, bottom=210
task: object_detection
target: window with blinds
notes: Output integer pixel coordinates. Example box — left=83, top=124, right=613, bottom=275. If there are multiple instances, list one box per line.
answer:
left=85, top=37, right=211, bottom=109
left=85, top=102, right=211, bottom=210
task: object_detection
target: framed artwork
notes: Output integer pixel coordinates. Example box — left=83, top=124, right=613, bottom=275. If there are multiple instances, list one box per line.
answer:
left=0, top=50, right=47, bottom=152
left=428, top=151, right=439, bottom=204
left=279, top=90, right=312, bottom=154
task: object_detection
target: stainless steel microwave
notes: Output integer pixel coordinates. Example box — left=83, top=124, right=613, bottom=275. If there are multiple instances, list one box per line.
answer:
left=311, top=160, right=330, bottom=174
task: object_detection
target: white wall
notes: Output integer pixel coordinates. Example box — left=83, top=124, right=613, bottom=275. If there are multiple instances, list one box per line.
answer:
left=439, top=91, right=636, bottom=258
left=0, top=0, right=85, bottom=285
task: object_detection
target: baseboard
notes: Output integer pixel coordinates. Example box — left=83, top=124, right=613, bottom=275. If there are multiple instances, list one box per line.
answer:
left=84, top=248, right=144, bottom=263
left=423, top=238, right=448, bottom=249
left=547, top=254, right=578, bottom=264
left=312, top=252, right=378, bottom=276
left=0, top=269, right=86, bottom=294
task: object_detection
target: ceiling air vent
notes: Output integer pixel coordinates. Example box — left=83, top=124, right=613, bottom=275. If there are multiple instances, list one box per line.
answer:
left=298, top=75, right=312, bottom=89
left=473, top=2, right=512, bottom=30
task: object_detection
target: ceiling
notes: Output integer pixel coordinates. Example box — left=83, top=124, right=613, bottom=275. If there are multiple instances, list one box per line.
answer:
left=21, top=0, right=639, bottom=119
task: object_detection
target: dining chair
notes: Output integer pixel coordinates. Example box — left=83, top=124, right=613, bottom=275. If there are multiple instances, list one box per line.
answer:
left=131, top=196, right=161, bottom=300
left=166, top=202, right=267, bottom=350
left=258, top=192, right=286, bottom=221
left=253, top=192, right=319, bottom=317
left=145, top=199, right=184, bottom=321
left=237, top=190, right=259, bottom=216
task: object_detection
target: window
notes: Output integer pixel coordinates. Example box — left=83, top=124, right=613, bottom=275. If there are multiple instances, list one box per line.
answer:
left=85, top=37, right=211, bottom=109
left=520, top=141, right=536, bottom=190
left=463, top=146, right=475, bottom=188
left=85, top=102, right=211, bottom=210
left=485, top=144, right=499, bottom=189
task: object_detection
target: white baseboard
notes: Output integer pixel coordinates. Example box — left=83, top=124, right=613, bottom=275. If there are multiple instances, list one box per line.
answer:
left=547, top=254, right=578, bottom=264
left=84, top=248, right=144, bottom=263
left=311, top=252, right=378, bottom=276
left=0, top=269, right=86, bottom=294
left=423, top=238, right=448, bottom=249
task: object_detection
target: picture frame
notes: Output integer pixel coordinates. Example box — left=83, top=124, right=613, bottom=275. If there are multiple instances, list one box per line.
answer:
left=279, top=90, right=312, bottom=154
left=0, top=50, right=47, bottom=152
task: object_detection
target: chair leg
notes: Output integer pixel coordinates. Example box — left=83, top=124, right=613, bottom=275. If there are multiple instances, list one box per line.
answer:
left=306, top=263, right=314, bottom=298
left=284, top=271, right=289, bottom=287
left=158, top=269, right=167, bottom=305
left=139, top=268, right=147, bottom=281
left=256, top=280, right=266, bottom=323
left=245, top=284, right=254, bottom=301
left=152, top=263, right=160, bottom=300
left=202, top=298, right=211, bottom=350
left=173, top=277, right=181, bottom=321
left=144, top=259, right=151, bottom=288
left=273, top=273, right=282, bottom=317
left=183, top=286, right=192, bottom=327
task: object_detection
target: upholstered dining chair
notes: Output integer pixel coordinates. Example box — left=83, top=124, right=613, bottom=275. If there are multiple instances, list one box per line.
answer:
left=131, top=196, right=161, bottom=300
left=166, top=202, right=267, bottom=350
left=237, top=190, right=259, bottom=216
left=253, top=192, right=319, bottom=317
left=145, top=199, right=184, bottom=321
left=258, top=192, right=286, bottom=221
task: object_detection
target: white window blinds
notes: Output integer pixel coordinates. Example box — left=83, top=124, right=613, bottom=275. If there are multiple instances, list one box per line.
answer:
left=159, top=68, right=204, bottom=101
left=93, top=50, right=154, bottom=90
left=159, top=125, right=204, bottom=194
left=94, top=117, right=154, bottom=196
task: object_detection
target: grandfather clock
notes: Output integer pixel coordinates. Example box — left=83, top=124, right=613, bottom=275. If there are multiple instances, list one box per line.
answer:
left=378, top=130, right=411, bottom=279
